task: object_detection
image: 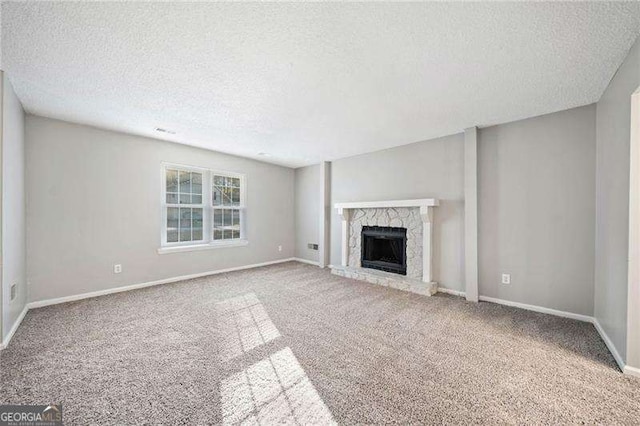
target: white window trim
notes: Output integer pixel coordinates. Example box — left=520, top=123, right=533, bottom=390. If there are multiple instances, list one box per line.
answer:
left=158, top=162, right=247, bottom=254
left=157, top=240, right=249, bottom=254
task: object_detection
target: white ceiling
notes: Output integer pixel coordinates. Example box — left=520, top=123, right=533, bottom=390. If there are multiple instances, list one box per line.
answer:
left=3, top=2, right=640, bottom=168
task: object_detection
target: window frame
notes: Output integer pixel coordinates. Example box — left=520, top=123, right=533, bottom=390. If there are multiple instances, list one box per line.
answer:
left=159, top=162, right=247, bottom=253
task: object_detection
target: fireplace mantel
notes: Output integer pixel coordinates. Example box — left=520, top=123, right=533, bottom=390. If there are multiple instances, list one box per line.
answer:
left=334, top=198, right=439, bottom=292
left=335, top=198, right=438, bottom=213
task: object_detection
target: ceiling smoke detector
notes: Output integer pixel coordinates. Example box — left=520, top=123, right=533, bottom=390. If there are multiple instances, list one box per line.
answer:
left=155, top=127, right=176, bottom=135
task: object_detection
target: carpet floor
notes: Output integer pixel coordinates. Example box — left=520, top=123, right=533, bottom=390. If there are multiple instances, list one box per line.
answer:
left=1, top=261, right=639, bottom=424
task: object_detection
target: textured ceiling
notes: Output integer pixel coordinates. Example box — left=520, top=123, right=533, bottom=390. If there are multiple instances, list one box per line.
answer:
left=3, top=2, right=640, bottom=168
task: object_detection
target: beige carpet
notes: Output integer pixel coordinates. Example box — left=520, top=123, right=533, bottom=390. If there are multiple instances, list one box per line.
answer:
left=1, top=261, right=638, bottom=424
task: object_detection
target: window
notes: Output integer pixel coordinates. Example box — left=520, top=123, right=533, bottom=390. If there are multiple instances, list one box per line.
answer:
left=165, top=169, right=204, bottom=243
left=212, top=175, right=242, bottom=241
left=161, top=164, right=246, bottom=252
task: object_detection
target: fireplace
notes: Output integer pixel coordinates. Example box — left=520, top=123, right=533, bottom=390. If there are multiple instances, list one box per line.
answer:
left=361, top=226, right=407, bottom=275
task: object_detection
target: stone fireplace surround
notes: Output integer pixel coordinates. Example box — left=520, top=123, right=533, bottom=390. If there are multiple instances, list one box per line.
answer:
left=331, top=199, right=439, bottom=296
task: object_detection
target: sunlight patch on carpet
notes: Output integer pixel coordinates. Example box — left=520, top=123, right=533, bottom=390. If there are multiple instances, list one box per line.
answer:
left=216, top=293, right=281, bottom=360
left=220, top=347, right=335, bottom=425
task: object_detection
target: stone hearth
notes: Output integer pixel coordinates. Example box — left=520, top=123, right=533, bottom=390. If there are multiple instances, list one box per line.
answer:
left=332, top=266, right=438, bottom=297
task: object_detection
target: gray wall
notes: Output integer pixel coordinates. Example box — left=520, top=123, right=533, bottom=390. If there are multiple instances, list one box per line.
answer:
left=330, top=134, right=466, bottom=292
left=324, top=104, right=597, bottom=312
left=26, top=115, right=295, bottom=303
left=595, top=37, right=640, bottom=363
left=294, top=164, right=319, bottom=263
left=479, top=104, right=597, bottom=316
left=2, top=72, right=26, bottom=340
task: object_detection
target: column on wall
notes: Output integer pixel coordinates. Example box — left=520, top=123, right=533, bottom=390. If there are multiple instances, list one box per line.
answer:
left=337, top=207, right=350, bottom=267
left=319, top=161, right=331, bottom=268
left=420, top=205, right=434, bottom=283
left=464, top=127, right=479, bottom=302
left=626, top=90, right=640, bottom=375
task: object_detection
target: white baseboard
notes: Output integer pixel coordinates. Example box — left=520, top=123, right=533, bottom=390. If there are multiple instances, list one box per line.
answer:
left=623, top=365, right=640, bottom=378
left=9, top=261, right=639, bottom=379
left=292, top=257, right=320, bottom=266
left=477, top=296, right=634, bottom=376
left=593, top=318, right=626, bottom=372
left=27, top=258, right=296, bottom=309
left=2, top=258, right=295, bottom=350
left=438, top=287, right=466, bottom=297
left=1, top=305, right=29, bottom=350
left=478, top=295, right=594, bottom=323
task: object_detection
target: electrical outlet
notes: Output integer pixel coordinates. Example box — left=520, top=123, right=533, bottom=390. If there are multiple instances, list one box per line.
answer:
left=278, top=245, right=282, bottom=252
left=114, top=264, right=122, bottom=274
left=307, top=243, right=319, bottom=250
left=501, top=274, right=511, bottom=285
left=10, top=283, right=16, bottom=301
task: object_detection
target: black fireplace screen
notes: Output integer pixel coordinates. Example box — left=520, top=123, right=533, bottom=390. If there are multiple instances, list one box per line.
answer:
left=361, top=226, right=407, bottom=275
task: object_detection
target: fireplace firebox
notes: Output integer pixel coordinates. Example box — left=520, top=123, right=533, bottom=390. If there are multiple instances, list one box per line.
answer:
left=361, top=226, right=407, bottom=275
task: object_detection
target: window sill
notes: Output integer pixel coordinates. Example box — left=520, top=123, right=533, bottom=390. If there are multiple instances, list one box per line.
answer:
left=157, top=240, right=248, bottom=254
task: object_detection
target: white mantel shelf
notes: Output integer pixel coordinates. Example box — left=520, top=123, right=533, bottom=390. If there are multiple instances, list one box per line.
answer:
left=334, top=198, right=439, bottom=288
left=335, top=198, right=439, bottom=210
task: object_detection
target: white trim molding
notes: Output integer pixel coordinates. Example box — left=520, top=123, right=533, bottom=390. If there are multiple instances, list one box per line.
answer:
left=479, top=296, right=634, bottom=375
left=335, top=199, right=438, bottom=210
left=1, top=306, right=28, bottom=350
left=420, top=205, right=435, bottom=283
left=593, top=318, right=626, bottom=372
left=438, top=288, right=466, bottom=297
left=478, top=295, right=593, bottom=323
left=2, top=258, right=303, bottom=350
left=4, top=259, right=637, bottom=379
left=623, top=365, right=640, bottom=378
left=27, top=258, right=296, bottom=309
left=293, top=257, right=320, bottom=266
left=157, top=239, right=248, bottom=254
left=337, top=207, right=351, bottom=268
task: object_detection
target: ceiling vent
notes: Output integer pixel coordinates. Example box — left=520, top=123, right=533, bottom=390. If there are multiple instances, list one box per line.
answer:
left=155, top=127, right=176, bottom=135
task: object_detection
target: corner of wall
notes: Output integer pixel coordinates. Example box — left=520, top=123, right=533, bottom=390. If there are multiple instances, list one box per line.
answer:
left=1, top=72, right=27, bottom=343
left=594, top=33, right=640, bottom=367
